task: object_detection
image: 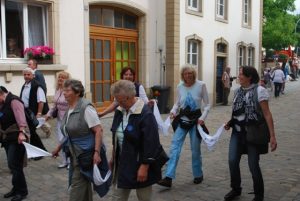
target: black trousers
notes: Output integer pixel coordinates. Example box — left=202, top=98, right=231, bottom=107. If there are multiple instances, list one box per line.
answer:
left=274, top=82, right=282, bottom=98
left=4, top=142, right=28, bottom=196
left=28, top=123, right=47, bottom=151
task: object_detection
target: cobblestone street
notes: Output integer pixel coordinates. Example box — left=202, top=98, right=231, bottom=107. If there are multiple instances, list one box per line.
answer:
left=1, top=81, right=300, bottom=201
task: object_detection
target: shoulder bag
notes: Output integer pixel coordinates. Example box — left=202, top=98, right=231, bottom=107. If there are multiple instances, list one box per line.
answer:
left=245, top=86, right=270, bottom=145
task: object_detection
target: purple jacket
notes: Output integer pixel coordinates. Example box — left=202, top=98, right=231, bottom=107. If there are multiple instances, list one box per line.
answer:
left=47, top=89, right=68, bottom=120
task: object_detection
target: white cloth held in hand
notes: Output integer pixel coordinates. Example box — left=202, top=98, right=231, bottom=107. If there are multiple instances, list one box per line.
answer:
left=153, top=102, right=170, bottom=136
left=93, top=164, right=112, bottom=186
left=36, top=117, right=46, bottom=128
left=23, top=142, right=52, bottom=158
left=197, top=124, right=225, bottom=151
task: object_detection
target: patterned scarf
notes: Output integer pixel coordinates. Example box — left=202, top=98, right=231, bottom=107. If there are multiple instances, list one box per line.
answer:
left=232, top=84, right=261, bottom=133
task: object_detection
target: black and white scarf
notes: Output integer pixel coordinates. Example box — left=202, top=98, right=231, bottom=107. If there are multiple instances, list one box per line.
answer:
left=232, top=84, right=261, bottom=133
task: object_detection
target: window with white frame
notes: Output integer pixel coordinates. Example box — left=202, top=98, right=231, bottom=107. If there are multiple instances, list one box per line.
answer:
left=243, top=0, right=251, bottom=26
left=0, top=0, right=48, bottom=59
left=238, top=45, right=246, bottom=67
left=188, top=0, right=201, bottom=12
left=187, top=40, right=199, bottom=66
left=247, top=47, right=254, bottom=66
left=216, top=0, right=227, bottom=20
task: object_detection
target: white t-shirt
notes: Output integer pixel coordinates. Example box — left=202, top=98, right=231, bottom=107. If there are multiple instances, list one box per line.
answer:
left=66, top=105, right=101, bottom=128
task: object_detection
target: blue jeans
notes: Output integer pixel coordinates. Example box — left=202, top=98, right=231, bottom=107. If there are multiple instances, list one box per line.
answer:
left=228, top=132, right=264, bottom=197
left=4, top=142, right=28, bottom=195
left=164, top=125, right=202, bottom=179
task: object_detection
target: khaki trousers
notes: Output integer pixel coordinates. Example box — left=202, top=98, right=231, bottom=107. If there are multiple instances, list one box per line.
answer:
left=111, top=185, right=152, bottom=201
left=69, top=166, right=93, bottom=201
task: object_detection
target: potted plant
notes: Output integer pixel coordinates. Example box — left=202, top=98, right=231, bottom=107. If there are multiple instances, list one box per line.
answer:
left=24, top=46, right=55, bottom=64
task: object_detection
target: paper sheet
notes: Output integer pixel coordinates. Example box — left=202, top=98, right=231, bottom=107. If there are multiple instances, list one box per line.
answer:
left=23, top=142, right=52, bottom=158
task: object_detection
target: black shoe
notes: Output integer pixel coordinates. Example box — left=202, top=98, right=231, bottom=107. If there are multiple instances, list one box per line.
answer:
left=157, top=177, right=172, bottom=187
left=4, top=190, right=15, bottom=198
left=193, top=176, right=203, bottom=184
left=224, top=189, right=241, bottom=201
left=252, top=195, right=264, bottom=201
left=11, top=194, right=27, bottom=201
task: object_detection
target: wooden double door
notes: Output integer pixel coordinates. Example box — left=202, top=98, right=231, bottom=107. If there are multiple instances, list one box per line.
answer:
left=90, top=34, right=138, bottom=109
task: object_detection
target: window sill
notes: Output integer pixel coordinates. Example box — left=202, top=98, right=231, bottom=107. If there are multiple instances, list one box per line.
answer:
left=186, top=9, right=203, bottom=17
left=0, top=63, right=67, bottom=72
left=242, top=24, right=252, bottom=29
left=215, top=17, right=228, bottom=24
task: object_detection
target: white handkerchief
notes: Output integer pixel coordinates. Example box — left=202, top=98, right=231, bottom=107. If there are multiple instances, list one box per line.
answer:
left=197, top=124, right=225, bottom=151
left=153, top=102, right=170, bottom=136
left=36, top=117, right=46, bottom=128
left=23, top=142, right=52, bottom=158
left=93, top=164, right=112, bottom=186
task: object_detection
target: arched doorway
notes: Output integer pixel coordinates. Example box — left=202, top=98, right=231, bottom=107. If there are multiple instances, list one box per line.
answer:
left=215, top=38, right=228, bottom=105
left=89, top=6, right=139, bottom=109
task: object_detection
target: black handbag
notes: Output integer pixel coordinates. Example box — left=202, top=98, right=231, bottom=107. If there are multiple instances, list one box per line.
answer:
left=245, top=121, right=270, bottom=145
left=245, top=85, right=270, bottom=145
left=179, top=118, right=197, bottom=130
left=77, top=150, right=94, bottom=171
left=52, top=108, right=58, bottom=118
left=52, top=91, right=62, bottom=118
left=65, top=127, right=94, bottom=171
left=25, top=108, right=39, bottom=127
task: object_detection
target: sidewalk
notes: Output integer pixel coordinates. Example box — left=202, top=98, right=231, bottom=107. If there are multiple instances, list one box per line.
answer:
left=0, top=80, right=300, bottom=201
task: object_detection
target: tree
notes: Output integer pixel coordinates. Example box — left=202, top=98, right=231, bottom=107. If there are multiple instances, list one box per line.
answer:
left=263, top=0, right=298, bottom=53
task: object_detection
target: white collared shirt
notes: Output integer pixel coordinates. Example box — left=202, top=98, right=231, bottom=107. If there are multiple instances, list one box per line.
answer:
left=21, top=82, right=46, bottom=108
left=116, top=98, right=143, bottom=150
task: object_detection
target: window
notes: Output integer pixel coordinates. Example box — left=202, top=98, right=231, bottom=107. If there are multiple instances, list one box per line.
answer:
left=188, top=0, right=199, bottom=11
left=1, top=0, right=48, bottom=59
left=186, top=0, right=202, bottom=16
left=243, top=0, right=251, bottom=27
left=238, top=45, right=246, bottom=67
left=89, top=7, right=137, bottom=30
left=187, top=40, right=198, bottom=66
left=247, top=47, right=254, bottom=66
left=216, top=0, right=228, bottom=21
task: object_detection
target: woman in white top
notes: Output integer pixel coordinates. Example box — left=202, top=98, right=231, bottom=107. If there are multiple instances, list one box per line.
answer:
left=224, top=66, right=277, bottom=201
left=98, top=67, right=149, bottom=117
left=272, top=63, right=285, bottom=98
left=157, top=65, right=210, bottom=187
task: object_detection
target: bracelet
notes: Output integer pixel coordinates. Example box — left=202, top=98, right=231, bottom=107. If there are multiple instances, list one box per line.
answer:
left=37, top=112, right=42, bottom=115
left=94, top=150, right=100, bottom=154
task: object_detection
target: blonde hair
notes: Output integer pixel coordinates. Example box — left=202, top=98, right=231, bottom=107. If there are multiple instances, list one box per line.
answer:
left=56, top=71, right=71, bottom=90
left=180, top=65, right=197, bottom=83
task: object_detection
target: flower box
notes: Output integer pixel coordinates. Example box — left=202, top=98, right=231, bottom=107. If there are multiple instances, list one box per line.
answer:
left=24, top=46, right=55, bottom=64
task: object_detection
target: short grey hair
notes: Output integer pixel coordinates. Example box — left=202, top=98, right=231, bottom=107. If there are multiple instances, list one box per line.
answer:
left=63, top=79, right=85, bottom=97
left=22, top=67, right=34, bottom=75
left=111, top=80, right=136, bottom=98
left=180, top=64, right=197, bottom=82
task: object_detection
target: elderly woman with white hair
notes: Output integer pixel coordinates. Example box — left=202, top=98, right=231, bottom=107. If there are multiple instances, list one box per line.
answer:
left=158, top=65, right=210, bottom=187
left=110, top=80, right=161, bottom=201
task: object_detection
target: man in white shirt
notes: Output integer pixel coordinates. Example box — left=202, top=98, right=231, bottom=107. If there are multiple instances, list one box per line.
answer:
left=20, top=68, right=48, bottom=155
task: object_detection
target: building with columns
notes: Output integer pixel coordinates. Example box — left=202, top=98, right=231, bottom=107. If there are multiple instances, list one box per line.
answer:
left=0, top=0, right=262, bottom=109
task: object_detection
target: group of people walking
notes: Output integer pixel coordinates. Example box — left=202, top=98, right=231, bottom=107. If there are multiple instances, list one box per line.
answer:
left=263, top=56, right=300, bottom=98
left=0, top=62, right=277, bottom=201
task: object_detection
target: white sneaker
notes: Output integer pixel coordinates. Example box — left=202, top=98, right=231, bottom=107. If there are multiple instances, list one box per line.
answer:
left=58, top=163, right=67, bottom=169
